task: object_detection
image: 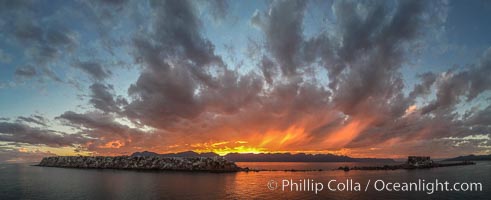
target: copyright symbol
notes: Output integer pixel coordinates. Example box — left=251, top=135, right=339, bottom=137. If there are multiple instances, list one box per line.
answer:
left=267, top=180, right=278, bottom=190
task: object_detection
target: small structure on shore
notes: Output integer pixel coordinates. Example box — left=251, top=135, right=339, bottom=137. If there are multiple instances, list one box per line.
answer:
left=337, top=155, right=475, bottom=171
left=407, top=156, right=433, bottom=167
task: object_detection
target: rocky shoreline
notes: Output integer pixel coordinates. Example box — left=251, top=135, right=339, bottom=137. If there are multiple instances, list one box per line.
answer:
left=37, top=156, right=242, bottom=172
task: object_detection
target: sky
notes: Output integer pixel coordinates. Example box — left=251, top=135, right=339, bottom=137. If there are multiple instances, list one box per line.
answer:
left=1, top=0, right=491, bottom=163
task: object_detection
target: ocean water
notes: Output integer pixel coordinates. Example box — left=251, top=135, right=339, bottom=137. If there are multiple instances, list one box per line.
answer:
left=0, top=161, right=490, bottom=199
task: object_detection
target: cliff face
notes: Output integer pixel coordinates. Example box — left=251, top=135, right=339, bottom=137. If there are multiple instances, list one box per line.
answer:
left=38, top=156, right=242, bottom=172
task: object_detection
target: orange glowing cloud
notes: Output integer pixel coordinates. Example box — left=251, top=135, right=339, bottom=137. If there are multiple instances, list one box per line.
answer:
left=254, top=126, right=311, bottom=150
left=99, top=140, right=124, bottom=149
left=182, top=126, right=314, bottom=155
left=322, top=118, right=374, bottom=149
left=403, top=104, right=417, bottom=117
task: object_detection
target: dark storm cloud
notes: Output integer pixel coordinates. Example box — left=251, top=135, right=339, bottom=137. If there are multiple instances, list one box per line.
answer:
left=0, top=0, right=33, bottom=15
left=58, top=111, right=129, bottom=135
left=16, top=115, right=47, bottom=126
left=332, top=0, right=387, bottom=64
left=42, top=67, right=63, bottom=82
left=347, top=104, right=491, bottom=151
left=323, top=0, right=425, bottom=127
left=125, top=0, right=230, bottom=128
left=260, top=56, right=277, bottom=84
left=207, top=0, right=229, bottom=21
left=14, top=65, right=37, bottom=77
left=13, top=22, right=77, bottom=64
left=145, top=0, right=222, bottom=67
left=123, top=0, right=334, bottom=143
left=56, top=111, right=149, bottom=153
left=122, top=0, right=450, bottom=152
left=0, top=0, right=79, bottom=83
left=422, top=48, right=491, bottom=114
left=0, top=0, right=140, bottom=87
left=13, top=21, right=43, bottom=43
left=325, top=0, right=424, bottom=94
left=200, top=70, right=263, bottom=114
left=86, top=0, right=129, bottom=14
left=131, top=5, right=333, bottom=147
left=252, top=0, right=307, bottom=76
left=126, top=63, right=205, bottom=128
left=348, top=47, right=491, bottom=147
left=2, top=0, right=489, bottom=158
left=97, top=0, right=128, bottom=6
left=250, top=0, right=426, bottom=126
left=466, top=105, right=491, bottom=127
left=302, top=34, right=332, bottom=67
left=467, top=48, right=491, bottom=100
left=420, top=71, right=468, bottom=114
left=347, top=113, right=449, bottom=148
left=245, top=0, right=461, bottom=150
left=333, top=0, right=424, bottom=67
left=0, top=122, right=87, bottom=147
left=89, top=83, right=127, bottom=113
left=74, top=61, right=112, bottom=81
left=409, top=72, right=437, bottom=98
left=45, top=26, right=77, bottom=47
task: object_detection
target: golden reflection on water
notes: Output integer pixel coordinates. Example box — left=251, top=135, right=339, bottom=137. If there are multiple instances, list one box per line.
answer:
left=0, top=162, right=489, bottom=199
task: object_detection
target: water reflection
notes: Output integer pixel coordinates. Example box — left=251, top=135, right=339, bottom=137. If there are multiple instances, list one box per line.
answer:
left=0, top=162, right=490, bottom=199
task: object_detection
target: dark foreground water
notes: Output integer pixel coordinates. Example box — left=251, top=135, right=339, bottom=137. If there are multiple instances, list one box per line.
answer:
left=1, top=161, right=490, bottom=199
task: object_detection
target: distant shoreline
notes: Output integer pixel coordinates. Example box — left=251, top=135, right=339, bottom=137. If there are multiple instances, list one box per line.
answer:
left=336, top=161, right=476, bottom=171
left=131, top=151, right=396, bottom=163
left=443, top=154, right=491, bottom=162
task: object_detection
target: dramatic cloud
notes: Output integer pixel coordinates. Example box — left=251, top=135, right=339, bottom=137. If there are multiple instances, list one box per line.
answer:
left=0, top=0, right=77, bottom=84
left=409, top=72, right=437, bottom=98
left=56, top=111, right=152, bottom=154
left=259, top=56, right=277, bottom=84
left=126, top=0, right=226, bottom=128
left=74, top=61, right=112, bottom=81
left=89, top=83, right=126, bottom=113
left=422, top=48, right=491, bottom=114
left=207, top=0, right=229, bottom=21
left=16, top=115, right=48, bottom=126
left=0, top=122, right=88, bottom=147
left=252, top=0, right=307, bottom=76
left=14, top=65, right=37, bottom=78
left=13, top=22, right=77, bottom=64
left=0, top=0, right=490, bottom=161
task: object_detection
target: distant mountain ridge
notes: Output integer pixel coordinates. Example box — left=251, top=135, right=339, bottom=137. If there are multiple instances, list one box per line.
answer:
left=444, top=154, right=491, bottom=161
left=224, top=153, right=395, bottom=162
left=131, top=151, right=395, bottom=163
left=131, top=151, right=220, bottom=158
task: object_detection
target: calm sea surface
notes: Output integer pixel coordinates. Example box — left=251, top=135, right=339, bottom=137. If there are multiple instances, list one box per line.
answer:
left=1, top=161, right=490, bottom=199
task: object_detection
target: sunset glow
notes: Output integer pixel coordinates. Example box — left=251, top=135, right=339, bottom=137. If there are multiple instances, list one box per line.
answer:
left=1, top=0, right=491, bottom=163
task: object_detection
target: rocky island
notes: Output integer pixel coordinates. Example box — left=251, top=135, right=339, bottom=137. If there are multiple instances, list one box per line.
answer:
left=38, top=156, right=242, bottom=172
